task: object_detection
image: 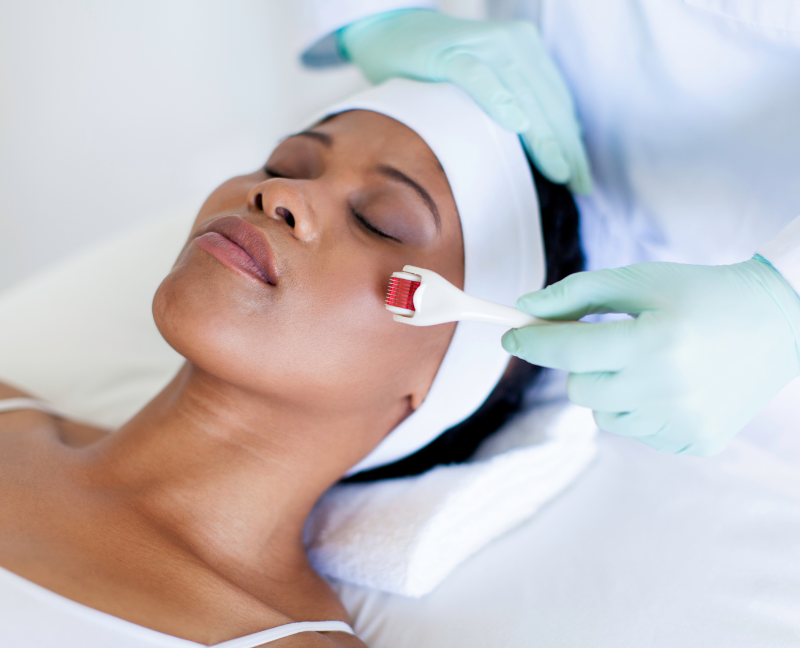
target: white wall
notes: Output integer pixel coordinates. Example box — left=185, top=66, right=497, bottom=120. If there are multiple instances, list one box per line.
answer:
left=0, top=1, right=361, bottom=292
left=0, top=1, right=487, bottom=293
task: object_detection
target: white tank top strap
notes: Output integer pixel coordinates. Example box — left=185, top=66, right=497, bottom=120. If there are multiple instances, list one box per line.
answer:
left=212, top=620, right=356, bottom=647
left=0, top=397, right=74, bottom=419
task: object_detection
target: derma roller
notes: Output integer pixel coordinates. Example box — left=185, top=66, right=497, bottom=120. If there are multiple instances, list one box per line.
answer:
left=385, top=265, right=555, bottom=328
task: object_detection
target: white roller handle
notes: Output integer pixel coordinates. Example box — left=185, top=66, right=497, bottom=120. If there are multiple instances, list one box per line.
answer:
left=393, top=265, right=565, bottom=329
left=456, top=292, right=550, bottom=328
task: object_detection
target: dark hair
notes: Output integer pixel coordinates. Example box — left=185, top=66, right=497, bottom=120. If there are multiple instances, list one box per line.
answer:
left=341, top=163, right=584, bottom=483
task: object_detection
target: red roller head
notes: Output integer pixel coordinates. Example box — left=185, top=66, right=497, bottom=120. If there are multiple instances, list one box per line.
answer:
left=385, top=275, right=421, bottom=313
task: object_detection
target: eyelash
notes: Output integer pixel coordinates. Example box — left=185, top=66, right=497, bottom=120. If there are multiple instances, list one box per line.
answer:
left=264, top=166, right=287, bottom=179
left=351, top=209, right=400, bottom=243
left=263, top=166, right=401, bottom=243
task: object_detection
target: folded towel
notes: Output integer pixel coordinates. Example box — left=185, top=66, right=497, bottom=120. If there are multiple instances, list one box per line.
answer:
left=303, top=401, right=597, bottom=597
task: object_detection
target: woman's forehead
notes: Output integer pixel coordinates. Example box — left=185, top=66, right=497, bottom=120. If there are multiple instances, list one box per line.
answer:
left=313, top=110, right=455, bottom=225
left=314, top=110, right=444, bottom=171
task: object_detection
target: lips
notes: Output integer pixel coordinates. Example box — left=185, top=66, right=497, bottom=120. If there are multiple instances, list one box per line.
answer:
left=194, top=215, right=279, bottom=285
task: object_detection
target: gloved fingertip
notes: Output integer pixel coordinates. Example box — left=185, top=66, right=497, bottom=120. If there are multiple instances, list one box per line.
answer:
left=515, top=291, right=546, bottom=313
left=501, top=330, right=519, bottom=355
left=569, top=165, right=594, bottom=196
left=535, top=142, right=570, bottom=183
left=515, top=296, right=531, bottom=313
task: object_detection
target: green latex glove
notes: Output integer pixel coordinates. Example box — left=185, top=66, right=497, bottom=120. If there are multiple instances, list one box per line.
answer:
left=502, top=257, right=800, bottom=455
left=339, top=9, right=593, bottom=194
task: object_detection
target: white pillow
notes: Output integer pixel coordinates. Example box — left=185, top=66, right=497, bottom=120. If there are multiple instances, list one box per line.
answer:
left=0, top=215, right=190, bottom=426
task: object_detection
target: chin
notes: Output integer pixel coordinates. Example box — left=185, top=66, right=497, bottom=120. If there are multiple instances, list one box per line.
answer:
left=153, top=258, right=267, bottom=380
left=151, top=254, right=326, bottom=403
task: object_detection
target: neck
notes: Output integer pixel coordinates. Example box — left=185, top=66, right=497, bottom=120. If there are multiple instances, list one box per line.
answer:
left=87, top=363, right=395, bottom=582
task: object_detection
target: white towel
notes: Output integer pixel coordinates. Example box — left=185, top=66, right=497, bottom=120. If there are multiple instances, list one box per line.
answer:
left=303, top=401, right=597, bottom=597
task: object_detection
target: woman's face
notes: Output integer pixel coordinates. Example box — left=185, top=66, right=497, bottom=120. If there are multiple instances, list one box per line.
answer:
left=154, top=110, right=463, bottom=430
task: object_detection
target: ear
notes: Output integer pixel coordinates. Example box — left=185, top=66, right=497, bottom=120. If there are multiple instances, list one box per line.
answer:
left=406, top=326, right=455, bottom=412
left=409, top=372, right=435, bottom=411
left=410, top=389, right=426, bottom=411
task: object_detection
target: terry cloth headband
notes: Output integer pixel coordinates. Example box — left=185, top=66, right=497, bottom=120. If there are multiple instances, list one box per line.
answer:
left=307, top=79, right=545, bottom=476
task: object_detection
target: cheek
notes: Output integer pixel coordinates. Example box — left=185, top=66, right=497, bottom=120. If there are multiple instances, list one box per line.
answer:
left=279, top=251, right=455, bottom=410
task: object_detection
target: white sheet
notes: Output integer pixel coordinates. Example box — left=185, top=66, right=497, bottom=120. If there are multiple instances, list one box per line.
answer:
left=336, top=431, right=800, bottom=647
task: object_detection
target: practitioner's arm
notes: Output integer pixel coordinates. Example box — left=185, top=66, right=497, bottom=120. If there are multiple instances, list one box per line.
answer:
left=501, top=220, right=800, bottom=456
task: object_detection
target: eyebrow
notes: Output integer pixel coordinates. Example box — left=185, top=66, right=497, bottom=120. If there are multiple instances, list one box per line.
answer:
left=376, top=164, right=441, bottom=233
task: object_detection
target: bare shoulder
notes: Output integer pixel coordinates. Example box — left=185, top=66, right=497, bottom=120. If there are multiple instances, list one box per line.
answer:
left=0, top=380, right=110, bottom=447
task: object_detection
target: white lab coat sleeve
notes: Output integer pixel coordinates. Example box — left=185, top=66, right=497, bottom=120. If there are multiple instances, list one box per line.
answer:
left=299, top=0, right=435, bottom=67
left=757, top=216, right=800, bottom=297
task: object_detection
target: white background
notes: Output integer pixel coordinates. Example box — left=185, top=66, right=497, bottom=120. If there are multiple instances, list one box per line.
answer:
left=0, top=0, right=486, bottom=293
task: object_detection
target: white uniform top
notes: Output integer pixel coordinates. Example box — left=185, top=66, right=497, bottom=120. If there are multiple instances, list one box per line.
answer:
left=298, top=0, right=800, bottom=296
left=0, top=398, right=357, bottom=647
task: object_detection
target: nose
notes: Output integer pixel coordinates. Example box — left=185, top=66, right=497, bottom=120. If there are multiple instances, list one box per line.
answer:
left=247, top=178, right=318, bottom=242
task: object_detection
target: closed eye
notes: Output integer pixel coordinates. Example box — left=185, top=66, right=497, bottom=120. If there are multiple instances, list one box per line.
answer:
left=352, top=209, right=401, bottom=243
left=264, top=166, right=289, bottom=179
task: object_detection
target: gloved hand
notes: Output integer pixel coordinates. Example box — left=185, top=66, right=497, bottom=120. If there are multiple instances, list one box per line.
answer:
left=501, top=257, right=800, bottom=455
left=339, top=9, right=592, bottom=194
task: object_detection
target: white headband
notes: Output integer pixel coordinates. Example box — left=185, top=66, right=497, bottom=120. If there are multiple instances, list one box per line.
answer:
left=307, top=79, right=545, bottom=476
